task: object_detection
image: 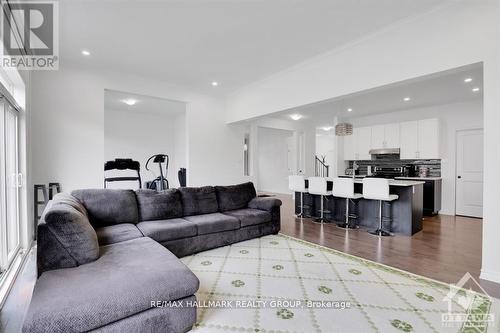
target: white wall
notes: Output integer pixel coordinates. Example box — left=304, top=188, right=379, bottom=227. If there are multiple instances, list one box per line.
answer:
left=257, top=127, right=293, bottom=193
left=31, top=66, right=249, bottom=192
left=104, top=108, right=185, bottom=188
left=344, top=100, right=483, bottom=215
left=225, top=1, right=500, bottom=283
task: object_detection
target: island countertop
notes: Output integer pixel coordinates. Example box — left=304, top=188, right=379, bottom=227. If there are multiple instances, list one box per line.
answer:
left=295, top=178, right=424, bottom=235
left=346, top=178, right=425, bottom=187
left=395, top=176, right=442, bottom=181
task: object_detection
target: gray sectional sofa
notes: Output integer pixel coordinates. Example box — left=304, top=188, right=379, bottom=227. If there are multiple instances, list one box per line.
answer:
left=23, top=182, right=281, bottom=333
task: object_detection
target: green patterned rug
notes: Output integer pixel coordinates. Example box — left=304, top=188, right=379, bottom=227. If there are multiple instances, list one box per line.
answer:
left=180, top=234, right=499, bottom=333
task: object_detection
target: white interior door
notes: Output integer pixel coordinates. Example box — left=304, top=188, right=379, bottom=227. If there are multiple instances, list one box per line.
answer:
left=456, top=129, right=483, bottom=218
left=286, top=135, right=297, bottom=175
left=297, top=132, right=305, bottom=174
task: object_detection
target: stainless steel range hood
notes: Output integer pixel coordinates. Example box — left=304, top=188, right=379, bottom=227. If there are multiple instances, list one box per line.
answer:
left=369, top=148, right=400, bottom=155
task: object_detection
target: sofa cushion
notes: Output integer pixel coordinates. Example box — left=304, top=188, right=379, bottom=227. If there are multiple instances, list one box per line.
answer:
left=72, top=189, right=139, bottom=227
left=184, top=213, right=240, bottom=235
left=215, top=182, right=257, bottom=212
left=248, top=197, right=282, bottom=211
left=135, top=189, right=183, bottom=221
left=44, top=191, right=88, bottom=217
left=224, top=208, right=272, bottom=227
left=95, top=223, right=143, bottom=245
left=179, top=186, right=219, bottom=216
left=40, top=193, right=99, bottom=269
left=22, top=237, right=199, bottom=333
left=137, top=218, right=197, bottom=242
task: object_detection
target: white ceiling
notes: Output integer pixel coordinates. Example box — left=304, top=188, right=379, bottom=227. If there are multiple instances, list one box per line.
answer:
left=104, top=89, right=185, bottom=115
left=265, top=63, right=483, bottom=128
left=60, top=0, right=446, bottom=94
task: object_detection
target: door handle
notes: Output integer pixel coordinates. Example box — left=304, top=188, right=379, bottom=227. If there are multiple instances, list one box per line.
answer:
left=457, top=176, right=462, bottom=179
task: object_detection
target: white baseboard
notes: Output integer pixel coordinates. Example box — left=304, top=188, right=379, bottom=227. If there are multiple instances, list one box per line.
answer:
left=480, top=269, right=500, bottom=284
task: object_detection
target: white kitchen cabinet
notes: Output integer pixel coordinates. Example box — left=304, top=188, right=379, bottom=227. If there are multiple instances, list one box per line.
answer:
left=371, top=123, right=399, bottom=149
left=343, top=131, right=356, bottom=160
left=417, top=118, right=439, bottom=159
left=356, top=127, right=372, bottom=160
left=400, top=121, right=419, bottom=159
left=400, top=119, right=439, bottom=159
left=384, top=123, right=400, bottom=148
left=371, top=125, right=385, bottom=149
left=343, top=126, right=371, bottom=160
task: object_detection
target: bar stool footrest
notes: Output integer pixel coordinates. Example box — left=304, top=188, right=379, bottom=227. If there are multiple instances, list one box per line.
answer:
left=337, top=223, right=359, bottom=229
left=369, top=228, right=391, bottom=237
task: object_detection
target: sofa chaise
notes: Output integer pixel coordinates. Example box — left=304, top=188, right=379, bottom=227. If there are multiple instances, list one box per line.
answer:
left=22, top=182, right=281, bottom=333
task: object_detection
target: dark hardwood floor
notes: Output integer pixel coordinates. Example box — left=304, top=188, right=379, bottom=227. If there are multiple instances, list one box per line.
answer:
left=1, top=192, right=499, bottom=332
left=268, top=192, right=500, bottom=298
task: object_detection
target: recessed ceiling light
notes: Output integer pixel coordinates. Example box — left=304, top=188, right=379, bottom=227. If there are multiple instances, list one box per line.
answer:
left=290, top=114, right=303, bottom=121
left=472, top=87, right=480, bottom=92
left=211, top=81, right=218, bottom=87
left=122, top=98, right=137, bottom=106
left=464, top=78, right=473, bottom=83
left=81, top=50, right=90, bottom=56
left=347, top=108, right=353, bottom=112
left=321, top=126, right=333, bottom=131
left=403, top=97, right=411, bottom=102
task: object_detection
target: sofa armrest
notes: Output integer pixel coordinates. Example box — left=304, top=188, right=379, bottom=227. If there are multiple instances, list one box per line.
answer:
left=248, top=197, right=282, bottom=212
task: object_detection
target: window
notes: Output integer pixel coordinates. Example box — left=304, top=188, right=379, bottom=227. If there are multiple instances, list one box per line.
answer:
left=0, top=96, right=21, bottom=276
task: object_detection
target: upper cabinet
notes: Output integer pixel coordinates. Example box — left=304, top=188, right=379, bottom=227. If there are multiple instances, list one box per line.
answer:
left=343, top=126, right=372, bottom=160
left=399, top=121, right=419, bottom=159
left=384, top=123, right=400, bottom=148
left=343, top=119, right=439, bottom=161
left=400, top=119, right=439, bottom=159
left=371, top=123, right=400, bottom=149
left=343, top=130, right=356, bottom=161
left=356, top=127, right=372, bottom=160
left=417, top=118, right=440, bottom=159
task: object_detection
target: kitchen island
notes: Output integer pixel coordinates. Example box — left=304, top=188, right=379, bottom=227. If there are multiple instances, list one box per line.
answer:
left=294, top=179, right=424, bottom=236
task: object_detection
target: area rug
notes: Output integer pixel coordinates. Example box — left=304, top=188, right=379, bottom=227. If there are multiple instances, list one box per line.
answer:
left=180, top=234, right=498, bottom=333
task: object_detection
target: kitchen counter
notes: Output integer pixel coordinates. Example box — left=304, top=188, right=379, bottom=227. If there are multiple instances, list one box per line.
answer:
left=395, top=176, right=442, bottom=181
left=339, top=175, right=367, bottom=178
left=339, top=178, right=425, bottom=187
left=351, top=179, right=424, bottom=186
left=295, top=178, right=424, bottom=236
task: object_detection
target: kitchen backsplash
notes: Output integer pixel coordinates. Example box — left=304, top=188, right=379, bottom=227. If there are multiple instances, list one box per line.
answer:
left=347, top=156, right=441, bottom=177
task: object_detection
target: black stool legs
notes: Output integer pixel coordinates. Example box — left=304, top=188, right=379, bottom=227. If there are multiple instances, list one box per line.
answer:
left=313, top=195, right=332, bottom=223
left=337, top=198, right=360, bottom=229
left=369, top=200, right=392, bottom=236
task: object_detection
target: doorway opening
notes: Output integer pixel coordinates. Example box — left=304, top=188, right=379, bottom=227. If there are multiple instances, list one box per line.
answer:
left=103, top=89, right=187, bottom=189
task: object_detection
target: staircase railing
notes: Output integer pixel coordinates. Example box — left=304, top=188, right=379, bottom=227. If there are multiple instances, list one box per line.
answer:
left=315, top=156, right=330, bottom=177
